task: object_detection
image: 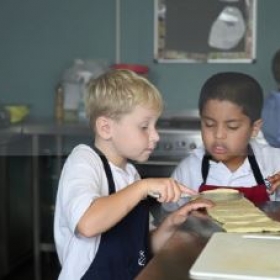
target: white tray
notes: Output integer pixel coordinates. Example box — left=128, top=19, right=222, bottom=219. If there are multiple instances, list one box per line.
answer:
left=190, top=232, right=280, bottom=280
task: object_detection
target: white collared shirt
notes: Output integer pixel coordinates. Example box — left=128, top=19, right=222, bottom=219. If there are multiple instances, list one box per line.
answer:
left=163, top=139, right=280, bottom=211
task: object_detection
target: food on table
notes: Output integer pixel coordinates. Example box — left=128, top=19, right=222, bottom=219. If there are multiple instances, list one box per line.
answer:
left=200, top=188, right=243, bottom=201
left=207, top=196, right=280, bottom=233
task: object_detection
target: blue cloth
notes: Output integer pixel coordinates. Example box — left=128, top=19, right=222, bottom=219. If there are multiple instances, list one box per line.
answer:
left=262, top=91, right=280, bottom=147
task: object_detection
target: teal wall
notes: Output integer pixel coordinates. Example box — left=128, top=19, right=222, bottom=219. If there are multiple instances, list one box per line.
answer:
left=1, top=0, right=280, bottom=117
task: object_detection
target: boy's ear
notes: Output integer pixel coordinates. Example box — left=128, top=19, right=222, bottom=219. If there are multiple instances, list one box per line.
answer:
left=96, top=116, right=112, bottom=139
left=251, top=119, right=263, bottom=138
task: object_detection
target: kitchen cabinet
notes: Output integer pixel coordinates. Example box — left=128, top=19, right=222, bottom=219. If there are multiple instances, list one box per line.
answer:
left=0, top=132, right=33, bottom=278
left=0, top=120, right=92, bottom=280
left=22, top=120, right=92, bottom=280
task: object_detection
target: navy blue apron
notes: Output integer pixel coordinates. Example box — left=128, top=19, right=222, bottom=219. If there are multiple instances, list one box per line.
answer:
left=81, top=148, right=151, bottom=280
left=199, top=145, right=270, bottom=204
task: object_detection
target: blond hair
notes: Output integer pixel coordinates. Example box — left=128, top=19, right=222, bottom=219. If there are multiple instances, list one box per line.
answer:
left=85, top=69, right=163, bottom=128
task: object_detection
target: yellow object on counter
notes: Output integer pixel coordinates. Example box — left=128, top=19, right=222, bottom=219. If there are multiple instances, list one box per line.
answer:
left=5, top=105, right=30, bottom=123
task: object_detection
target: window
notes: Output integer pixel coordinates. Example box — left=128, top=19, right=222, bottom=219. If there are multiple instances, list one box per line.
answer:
left=154, top=0, right=257, bottom=63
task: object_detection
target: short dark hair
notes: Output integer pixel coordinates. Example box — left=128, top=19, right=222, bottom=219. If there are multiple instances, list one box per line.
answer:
left=198, top=72, right=263, bottom=122
left=272, top=49, right=280, bottom=84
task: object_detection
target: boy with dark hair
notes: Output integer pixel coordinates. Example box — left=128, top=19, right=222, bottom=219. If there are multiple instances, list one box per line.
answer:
left=166, top=72, right=280, bottom=211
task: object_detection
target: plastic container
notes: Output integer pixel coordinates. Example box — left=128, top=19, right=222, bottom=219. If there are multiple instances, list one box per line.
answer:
left=112, top=64, right=149, bottom=77
left=62, top=59, right=109, bottom=122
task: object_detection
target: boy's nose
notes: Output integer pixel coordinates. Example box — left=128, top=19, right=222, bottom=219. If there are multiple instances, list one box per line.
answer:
left=215, top=126, right=226, bottom=139
left=151, top=128, right=160, bottom=142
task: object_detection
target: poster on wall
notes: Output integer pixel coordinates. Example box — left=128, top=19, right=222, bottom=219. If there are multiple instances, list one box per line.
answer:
left=154, top=0, right=257, bottom=63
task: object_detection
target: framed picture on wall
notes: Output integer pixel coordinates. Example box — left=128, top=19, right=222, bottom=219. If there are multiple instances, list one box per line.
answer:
left=154, top=0, right=257, bottom=63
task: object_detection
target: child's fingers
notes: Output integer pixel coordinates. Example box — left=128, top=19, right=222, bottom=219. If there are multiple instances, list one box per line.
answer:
left=188, top=198, right=214, bottom=210
left=170, top=199, right=214, bottom=226
left=269, top=182, right=280, bottom=194
left=177, top=198, right=214, bottom=216
left=169, top=179, right=197, bottom=202
left=148, top=179, right=197, bottom=202
left=266, top=175, right=280, bottom=194
left=165, top=180, right=196, bottom=202
left=177, top=182, right=198, bottom=195
left=159, top=178, right=181, bottom=202
left=170, top=182, right=182, bottom=202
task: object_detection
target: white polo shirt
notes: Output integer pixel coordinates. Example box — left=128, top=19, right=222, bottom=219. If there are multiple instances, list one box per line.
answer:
left=54, top=144, right=140, bottom=280
left=163, top=139, right=280, bottom=211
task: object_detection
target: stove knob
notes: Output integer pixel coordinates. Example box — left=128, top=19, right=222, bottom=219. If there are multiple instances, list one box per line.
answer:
left=189, top=142, right=197, bottom=150
left=164, top=143, right=173, bottom=150
left=178, top=141, right=186, bottom=147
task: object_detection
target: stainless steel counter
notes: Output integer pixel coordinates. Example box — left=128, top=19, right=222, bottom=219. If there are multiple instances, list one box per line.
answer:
left=136, top=201, right=280, bottom=280
left=22, top=119, right=91, bottom=136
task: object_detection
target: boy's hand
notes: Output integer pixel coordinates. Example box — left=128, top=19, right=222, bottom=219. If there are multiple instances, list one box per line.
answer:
left=150, top=198, right=214, bottom=253
left=144, top=178, right=197, bottom=203
left=266, top=172, right=280, bottom=194
left=167, top=198, right=214, bottom=227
